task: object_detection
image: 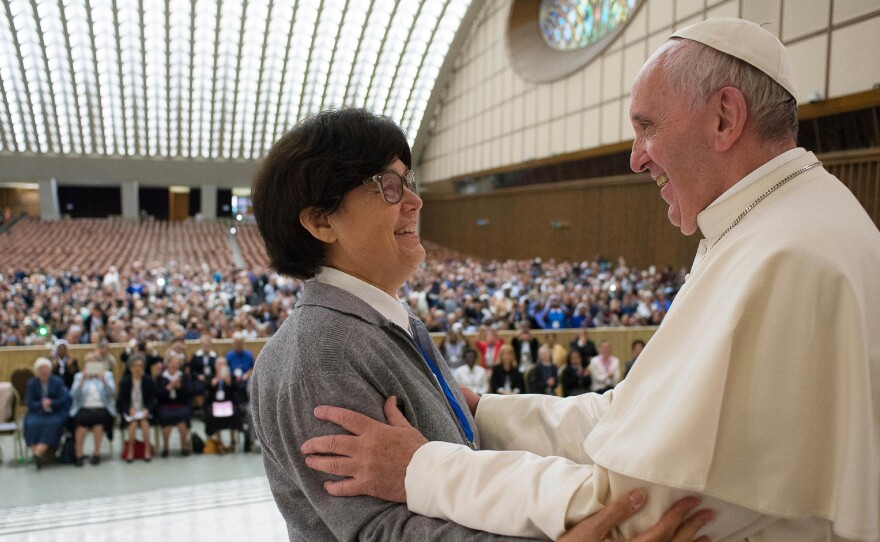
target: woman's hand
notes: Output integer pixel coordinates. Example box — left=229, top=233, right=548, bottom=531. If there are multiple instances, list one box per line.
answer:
left=458, top=384, right=480, bottom=415
left=558, top=493, right=714, bottom=542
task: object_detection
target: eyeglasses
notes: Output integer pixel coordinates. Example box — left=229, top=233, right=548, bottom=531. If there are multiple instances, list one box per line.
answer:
left=362, top=169, right=417, bottom=204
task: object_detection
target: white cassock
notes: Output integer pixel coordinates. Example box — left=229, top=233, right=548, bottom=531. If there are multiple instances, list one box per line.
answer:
left=404, top=149, right=880, bottom=542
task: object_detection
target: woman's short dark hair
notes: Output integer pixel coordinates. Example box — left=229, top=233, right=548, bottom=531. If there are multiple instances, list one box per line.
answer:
left=251, top=108, right=411, bottom=279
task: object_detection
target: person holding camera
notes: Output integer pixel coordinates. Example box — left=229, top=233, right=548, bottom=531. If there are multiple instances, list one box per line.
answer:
left=154, top=351, right=193, bottom=457
left=69, top=352, right=117, bottom=466
left=204, top=356, right=242, bottom=452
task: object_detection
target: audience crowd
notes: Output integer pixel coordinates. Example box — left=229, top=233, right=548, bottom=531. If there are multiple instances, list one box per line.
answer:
left=21, top=334, right=256, bottom=469
left=0, top=238, right=685, bottom=348
left=1, top=216, right=675, bottom=469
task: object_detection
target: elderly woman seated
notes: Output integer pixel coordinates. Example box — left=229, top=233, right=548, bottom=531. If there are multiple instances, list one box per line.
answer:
left=489, top=345, right=525, bottom=395
left=116, top=355, right=155, bottom=462
left=69, top=352, right=117, bottom=466
left=24, top=357, right=70, bottom=469
left=154, top=351, right=192, bottom=457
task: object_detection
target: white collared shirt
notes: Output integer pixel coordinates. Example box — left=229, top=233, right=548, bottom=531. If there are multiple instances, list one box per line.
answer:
left=313, top=267, right=413, bottom=337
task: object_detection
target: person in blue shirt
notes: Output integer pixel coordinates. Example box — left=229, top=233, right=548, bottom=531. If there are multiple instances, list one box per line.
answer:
left=225, top=333, right=255, bottom=383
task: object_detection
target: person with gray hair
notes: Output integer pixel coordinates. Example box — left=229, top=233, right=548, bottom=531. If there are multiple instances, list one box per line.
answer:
left=23, top=357, right=69, bottom=469
left=301, top=18, right=880, bottom=541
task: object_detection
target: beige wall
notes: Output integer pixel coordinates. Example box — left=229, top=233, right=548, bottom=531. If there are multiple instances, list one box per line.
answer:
left=419, top=0, right=880, bottom=186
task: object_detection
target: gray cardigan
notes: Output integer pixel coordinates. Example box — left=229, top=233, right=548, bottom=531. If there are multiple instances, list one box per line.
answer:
left=252, top=281, right=536, bottom=541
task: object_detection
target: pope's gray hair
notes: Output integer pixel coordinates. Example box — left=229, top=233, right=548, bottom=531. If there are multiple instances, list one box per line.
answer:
left=660, top=38, right=798, bottom=143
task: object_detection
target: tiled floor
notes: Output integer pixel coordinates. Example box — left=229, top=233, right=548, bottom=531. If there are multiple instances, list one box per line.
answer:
left=0, top=429, right=288, bottom=541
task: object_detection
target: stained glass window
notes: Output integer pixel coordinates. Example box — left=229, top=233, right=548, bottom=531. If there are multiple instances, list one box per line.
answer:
left=539, top=0, right=639, bottom=51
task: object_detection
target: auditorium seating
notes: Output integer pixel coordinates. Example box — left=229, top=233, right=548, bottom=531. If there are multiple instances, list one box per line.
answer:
left=0, top=218, right=234, bottom=275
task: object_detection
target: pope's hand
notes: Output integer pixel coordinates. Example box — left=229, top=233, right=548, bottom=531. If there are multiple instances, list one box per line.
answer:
left=558, top=492, right=714, bottom=542
left=301, top=396, right=428, bottom=503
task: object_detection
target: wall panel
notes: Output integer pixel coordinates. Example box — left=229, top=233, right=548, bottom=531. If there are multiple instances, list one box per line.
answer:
left=421, top=174, right=701, bottom=269
left=422, top=149, right=880, bottom=268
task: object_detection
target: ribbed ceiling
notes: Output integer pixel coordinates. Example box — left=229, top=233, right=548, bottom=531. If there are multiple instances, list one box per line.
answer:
left=0, top=0, right=471, bottom=160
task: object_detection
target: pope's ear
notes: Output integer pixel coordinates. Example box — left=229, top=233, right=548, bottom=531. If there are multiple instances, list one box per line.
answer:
left=299, top=206, right=337, bottom=244
left=713, top=86, right=747, bottom=152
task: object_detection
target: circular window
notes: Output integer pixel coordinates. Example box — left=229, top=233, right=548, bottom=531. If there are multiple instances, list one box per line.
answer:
left=508, top=0, right=643, bottom=82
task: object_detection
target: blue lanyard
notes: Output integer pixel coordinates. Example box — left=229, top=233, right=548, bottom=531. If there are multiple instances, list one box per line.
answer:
left=410, top=327, right=476, bottom=449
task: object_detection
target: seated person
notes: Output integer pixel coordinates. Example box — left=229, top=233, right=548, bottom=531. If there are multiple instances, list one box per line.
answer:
left=188, top=334, right=217, bottom=409
left=154, top=353, right=192, bottom=457
left=452, top=349, right=488, bottom=395
left=225, top=333, right=254, bottom=399
left=438, top=323, right=467, bottom=370
left=560, top=350, right=591, bottom=397
left=50, top=338, right=79, bottom=389
left=528, top=344, right=558, bottom=395
left=24, top=357, right=70, bottom=469
left=588, top=340, right=623, bottom=393
left=94, top=339, right=117, bottom=372
left=226, top=333, right=254, bottom=380
left=510, top=325, right=539, bottom=373
left=116, top=355, right=155, bottom=462
left=69, top=352, right=117, bottom=466
left=489, top=345, right=525, bottom=395
left=625, top=339, right=646, bottom=376
left=475, top=327, right=504, bottom=368
left=204, top=357, right=242, bottom=452
left=145, top=341, right=165, bottom=380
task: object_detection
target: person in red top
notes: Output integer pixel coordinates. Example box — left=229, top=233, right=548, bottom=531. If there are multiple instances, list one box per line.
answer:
left=474, top=327, right=504, bottom=369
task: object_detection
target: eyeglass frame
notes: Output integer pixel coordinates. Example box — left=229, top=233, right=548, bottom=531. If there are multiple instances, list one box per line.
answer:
left=361, top=169, right=417, bottom=204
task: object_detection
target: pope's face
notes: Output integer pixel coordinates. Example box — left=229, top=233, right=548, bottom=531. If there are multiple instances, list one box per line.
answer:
left=629, top=51, right=717, bottom=236
left=324, top=159, right=425, bottom=296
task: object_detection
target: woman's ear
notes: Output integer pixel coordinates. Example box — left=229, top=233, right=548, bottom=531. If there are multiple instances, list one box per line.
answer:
left=299, top=207, right=338, bottom=244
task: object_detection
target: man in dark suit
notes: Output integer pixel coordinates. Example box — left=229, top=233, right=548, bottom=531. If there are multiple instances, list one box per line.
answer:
left=510, top=324, right=539, bottom=373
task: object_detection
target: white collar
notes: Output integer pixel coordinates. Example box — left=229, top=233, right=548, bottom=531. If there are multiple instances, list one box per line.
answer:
left=708, top=148, right=805, bottom=207
left=313, top=267, right=412, bottom=335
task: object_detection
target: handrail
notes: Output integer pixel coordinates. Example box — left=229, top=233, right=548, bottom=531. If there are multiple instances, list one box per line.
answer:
left=0, top=211, right=27, bottom=235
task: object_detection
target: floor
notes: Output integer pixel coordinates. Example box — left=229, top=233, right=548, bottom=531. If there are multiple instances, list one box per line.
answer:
left=0, top=425, right=288, bottom=541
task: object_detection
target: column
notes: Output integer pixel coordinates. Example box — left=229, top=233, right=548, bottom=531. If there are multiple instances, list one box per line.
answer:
left=38, top=178, right=60, bottom=220
left=121, top=180, right=139, bottom=219
left=200, top=184, right=217, bottom=219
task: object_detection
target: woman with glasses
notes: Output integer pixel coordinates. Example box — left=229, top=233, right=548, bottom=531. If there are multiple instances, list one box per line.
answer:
left=250, top=108, right=701, bottom=542
left=251, top=108, right=486, bottom=541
